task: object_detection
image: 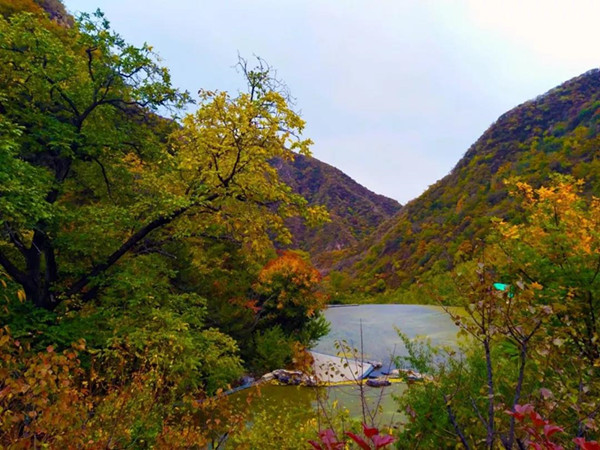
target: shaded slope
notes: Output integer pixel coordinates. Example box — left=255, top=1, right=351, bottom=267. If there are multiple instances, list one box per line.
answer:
left=351, top=69, right=600, bottom=290
left=273, top=154, right=401, bottom=268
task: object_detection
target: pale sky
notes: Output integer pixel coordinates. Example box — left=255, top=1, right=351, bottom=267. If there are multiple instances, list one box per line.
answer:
left=65, top=0, right=600, bottom=204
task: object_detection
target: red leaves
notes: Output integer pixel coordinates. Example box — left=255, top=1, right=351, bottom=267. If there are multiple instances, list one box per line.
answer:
left=506, top=403, right=535, bottom=421
left=311, top=423, right=396, bottom=450
left=505, top=404, right=573, bottom=450
left=505, top=404, right=552, bottom=429
left=574, top=438, right=600, bottom=450
left=350, top=423, right=396, bottom=449
left=362, top=423, right=379, bottom=438
left=346, top=432, right=370, bottom=450
left=371, top=434, right=396, bottom=448
left=544, top=425, right=563, bottom=439
left=309, top=429, right=345, bottom=450
left=530, top=411, right=547, bottom=428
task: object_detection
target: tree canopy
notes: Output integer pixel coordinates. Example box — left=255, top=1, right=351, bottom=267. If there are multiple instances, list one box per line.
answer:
left=0, top=9, right=326, bottom=310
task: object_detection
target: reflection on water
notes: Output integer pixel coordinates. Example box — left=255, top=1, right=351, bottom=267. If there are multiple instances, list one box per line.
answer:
left=323, top=382, right=406, bottom=425
left=232, top=304, right=459, bottom=424
left=232, top=382, right=406, bottom=427
left=313, top=304, right=460, bottom=370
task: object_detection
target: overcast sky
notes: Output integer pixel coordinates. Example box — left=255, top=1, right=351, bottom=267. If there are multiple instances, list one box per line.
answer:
left=65, top=0, right=600, bottom=204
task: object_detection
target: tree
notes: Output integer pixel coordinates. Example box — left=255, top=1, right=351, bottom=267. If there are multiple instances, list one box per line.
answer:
left=0, top=10, right=186, bottom=308
left=492, top=176, right=600, bottom=440
left=0, top=10, right=326, bottom=309
left=253, top=250, right=327, bottom=338
left=494, top=176, right=600, bottom=365
left=395, top=176, right=600, bottom=448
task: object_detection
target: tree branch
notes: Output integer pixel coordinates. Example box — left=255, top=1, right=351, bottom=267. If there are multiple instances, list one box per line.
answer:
left=0, top=248, right=27, bottom=285
left=444, top=395, right=471, bottom=450
left=3, top=224, right=27, bottom=257
left=91, top=156, right=114, bottom=200
left=64, top=202, right=202, bottom=299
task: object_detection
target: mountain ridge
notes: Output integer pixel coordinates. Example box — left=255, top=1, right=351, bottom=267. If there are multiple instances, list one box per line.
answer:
left=343, top=68, right=600, bottom=292
left=273, top=153, right=401, bottom=268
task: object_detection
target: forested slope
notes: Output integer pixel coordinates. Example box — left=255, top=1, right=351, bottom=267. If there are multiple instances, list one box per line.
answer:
left=273, top=154, right=401, bottom=268
left=349, top=69, right=600, bottom=291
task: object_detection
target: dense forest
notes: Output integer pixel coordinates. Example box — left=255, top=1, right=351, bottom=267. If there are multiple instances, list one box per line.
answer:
left=1, top=1, right=600, bottom=449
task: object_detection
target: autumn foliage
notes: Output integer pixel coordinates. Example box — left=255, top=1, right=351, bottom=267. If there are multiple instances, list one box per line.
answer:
left=0, top=316, right=250, bottom=448
left=255, top=250, right=325, bottom=320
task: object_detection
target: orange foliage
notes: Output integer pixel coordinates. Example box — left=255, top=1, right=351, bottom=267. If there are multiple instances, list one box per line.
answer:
left=0, top=330, right=89, bottom=447
left=291, top=341, right=314, bottom=373
left=256, top=250, right=325, bottom=316
left=0, top=324, right=248, bottom=448
left=0, top=0, right=42, bottom=17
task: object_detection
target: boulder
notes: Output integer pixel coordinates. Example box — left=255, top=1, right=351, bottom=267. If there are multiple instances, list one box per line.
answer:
left=260, top=372, right=275, bottom=382
left=366, top=378, right=392, bottom=387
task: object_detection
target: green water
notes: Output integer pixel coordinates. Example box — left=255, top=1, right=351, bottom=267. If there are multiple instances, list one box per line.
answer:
left=233, top=304, right=460, bottom=425
left=233, top=383, right=406, bottom=427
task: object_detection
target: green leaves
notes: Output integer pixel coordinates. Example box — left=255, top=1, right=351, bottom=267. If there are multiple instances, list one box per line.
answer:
left=0, top=115, right=53, bottom=228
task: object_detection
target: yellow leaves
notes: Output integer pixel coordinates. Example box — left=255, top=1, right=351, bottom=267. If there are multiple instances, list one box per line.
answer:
left=305, top=204, right=331, bottom=227
left=167, top=82, right=325, bottom=252
left=530, top=281, right=543, bottom=290
left=515, top=180, right=534, bottom=202
left=16, top=289, right=26, bottom=302
left=501, top=224, right=521, bottom=240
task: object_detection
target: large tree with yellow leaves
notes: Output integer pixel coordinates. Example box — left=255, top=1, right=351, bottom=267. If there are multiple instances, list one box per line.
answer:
left=0, top=9, right=326, bottom=309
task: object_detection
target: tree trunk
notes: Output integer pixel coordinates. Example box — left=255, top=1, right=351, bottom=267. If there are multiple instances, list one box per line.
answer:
left=23, top=230, right=59, bottom=309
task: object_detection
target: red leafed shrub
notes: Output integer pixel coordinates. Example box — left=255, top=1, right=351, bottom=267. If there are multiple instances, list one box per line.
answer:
left=507, top=404, right=598, bottom=450
left=309, top=423, right=395, bottom=450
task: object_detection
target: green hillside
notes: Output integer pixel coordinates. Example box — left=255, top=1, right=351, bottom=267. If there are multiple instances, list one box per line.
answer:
left=348, top=69, right=600, bottom=291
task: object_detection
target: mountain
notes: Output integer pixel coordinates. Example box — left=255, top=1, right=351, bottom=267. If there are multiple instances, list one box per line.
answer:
left=0, top=0, right=72, bottom=26
left=347, top=69, right=600, bottom=291
left=2, top=0, right=400, bottom=274
left=273, top=154, right=401, bottom=268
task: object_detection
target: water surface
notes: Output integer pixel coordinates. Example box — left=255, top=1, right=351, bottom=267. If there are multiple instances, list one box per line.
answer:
left=233, top=304, right=460, bottom=425
left=313, top=304, right=460, bottom=370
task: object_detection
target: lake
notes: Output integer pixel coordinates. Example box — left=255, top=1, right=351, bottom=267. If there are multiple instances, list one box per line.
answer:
left=314, top=304, right=461, bottom=371
left=233, top=304, right=460, bottom=426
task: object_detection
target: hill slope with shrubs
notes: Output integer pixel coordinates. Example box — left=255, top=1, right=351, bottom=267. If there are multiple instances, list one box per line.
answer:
left=349, top=69, right=600, bottom=292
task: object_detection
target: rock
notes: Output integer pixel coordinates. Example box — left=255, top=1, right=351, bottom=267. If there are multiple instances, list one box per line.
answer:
left=366, top=378, right=392, bottom=387
left=384, top=369, right=401, bottom=378
left=272, top=369, right=302, bottom=379
left=278, top=374, right=291, bottom=384
left=305, top=375, right=318, bottom=387
left=270, top=369, right=319, bottom=386
left=241, top=375, right=255, bottom=385
left=260, top=372, right=275, bottom=382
